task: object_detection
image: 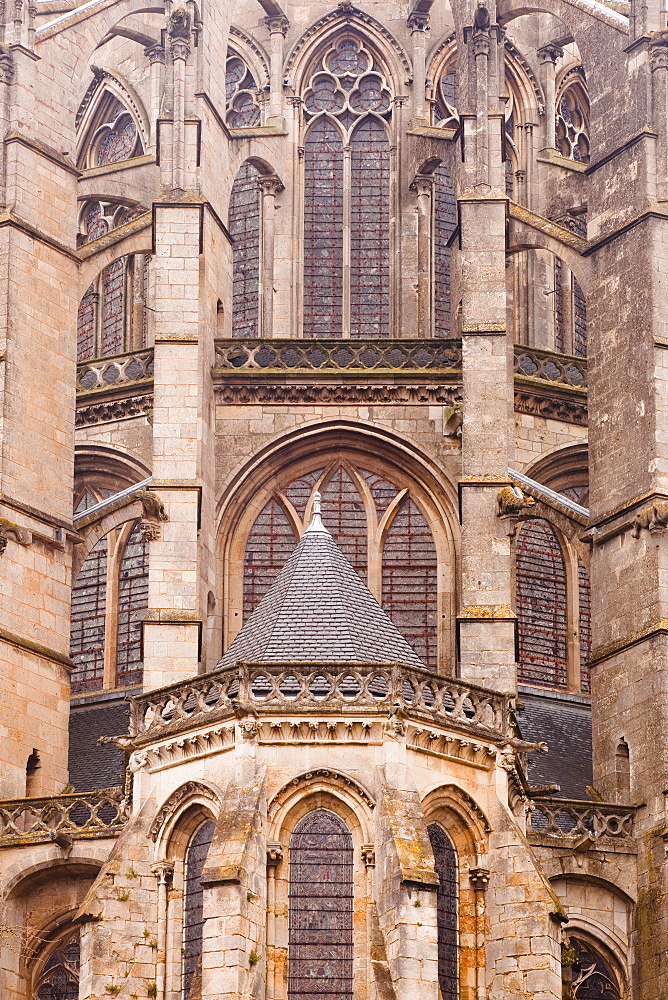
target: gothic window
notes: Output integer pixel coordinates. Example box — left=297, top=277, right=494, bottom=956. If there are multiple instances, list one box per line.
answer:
left=34, top=930, right=80, bottom=1000
left=229, top=161, right=261, bottom=337
left=563, top=937, right=622, bottom=1000
left=556, top=77, right=590, bottom=163
left=78, top=92, right=143, bottom=169
left=516, top=518, right=568, bottom=689
left=433, top=67, right=459, bottom=128
left=302, top=35, right=392, bottom=339
left=183, top=820, right=215, bottom=1000
left=383, top=499, right=438, bottom=667
left=226, top=51, right=261, bottom=127
left=554, top=256, right=587, bottom=357
left=578, top=558, right=591, bottom=693
left=77, top=251, right=148, bottom=361
left=288, top=809, right=354, bottom=1000
left=237, top=461, right=440, bottom=668
left=433, top=162, right=456, bottom=336
left=70, top=489, right=148, bottom=694
left=573, top=277, right=587, bottom=357
left=427, top=824, right=458, bottom=1000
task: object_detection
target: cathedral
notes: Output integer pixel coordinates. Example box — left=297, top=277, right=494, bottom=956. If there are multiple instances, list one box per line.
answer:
left=0, top=0, right=664, bottom=995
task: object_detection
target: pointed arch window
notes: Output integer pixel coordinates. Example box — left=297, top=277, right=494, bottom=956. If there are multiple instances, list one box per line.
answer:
left=34, top=929, right=80, bottom=1000
left=556, top=75, right=590, bottom=164
left=288, top=809, right=354, bottom=1000
left=302, top=35, right=392, bottom=338
left=563, top=936, right=622, bottom=1000
left=183, top=820, right=215, bottom=1000
left=236, top=461, right=441, bottom=668
left=427, top=824, right=458, bottom=1000
left=433, top=162, right=456, bottom=336
left=226, top=50, right=262, bottom=127
left=516, top=518, right=568, bottom=688
left=70, top=488, right=148, bottom=694
left=229, top=161, right=261, bottom=337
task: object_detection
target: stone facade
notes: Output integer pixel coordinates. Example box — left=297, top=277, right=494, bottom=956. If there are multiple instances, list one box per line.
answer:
left=0, top=0, right=661, bottom=997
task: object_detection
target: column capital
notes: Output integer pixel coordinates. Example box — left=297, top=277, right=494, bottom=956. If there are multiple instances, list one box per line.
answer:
left=537, top=42, right=564, bottom=65
left=267, top=843, right=284, bottom=867
left=151, top=860, right=175, bottom=882
left=259, top=174, right=285, bottom=196
left=469, top=866, right=491, bottom=891
left=145, top=42, right=165, bottom=64
left=410, top=172, right=434, bottom=196
left=408, top=11, right=430, bottom=32
left=265, top=13, right=289, bottom=35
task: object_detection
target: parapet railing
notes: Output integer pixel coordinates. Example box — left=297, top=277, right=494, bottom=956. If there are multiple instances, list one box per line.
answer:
left=76, top=348, right=154, bottom=392
left=0, top=787, right=129, bottom=847
left=528, top=796, right=636, bottom=841
left=213, top=338, right=463, bottom=373
left=513, top=345, right=587, bottom=389
left=131, top=661, right=514, bottom=742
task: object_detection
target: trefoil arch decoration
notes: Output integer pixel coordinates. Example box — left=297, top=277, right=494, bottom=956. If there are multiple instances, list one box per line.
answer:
left=76, top=70, right=148, bottom=169
left=226, top=47, right=263, bottom=127
left=555, top=67, right=590, bottom=164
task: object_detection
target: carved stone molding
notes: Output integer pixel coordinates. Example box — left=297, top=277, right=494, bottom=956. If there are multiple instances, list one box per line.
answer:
left=265, top=13, right=289, bottom=35
left=0, top=516, right=32, bottom=554
left=267, top=843, right=284, bottom=866
left=408, top=727, right=497, bottom=768
left=469, top=866, right=491, bottom=890
left=513, top=389, right=587, bottom=426
left=149, top=780, right=221, bottom=841
left=361, top=844, right=376, bottom=867
left=268, top=768, right=376, bottom=814
left=141, top=726, right=235, bottom=780
left=215, top=383, right=462, bottom=405
left=75, top=394, right=153, bottom=427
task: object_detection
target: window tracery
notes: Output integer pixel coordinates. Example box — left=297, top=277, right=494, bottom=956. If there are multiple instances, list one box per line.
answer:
left=562, top=936, right=622, bottom=1000
left=226, top=51, right=262, bottom=127
left=70, top=488, right=148, bottom=694
left=183, top=820, right=215, bottom=1000
left=556, top=75, right=590, bottom=164
left=237, top=460, right=440, bottom=668
left=78, top=92, right=143, bottom=170
left=302, top=34, right=392, bottom=339
left=427, top=823, right=458, bottom=1000
left=288, top=809, right=354, bottom=1000
left=229, top=161, right=261, bottom=337
left=33, top=929, right=80, bottom=1000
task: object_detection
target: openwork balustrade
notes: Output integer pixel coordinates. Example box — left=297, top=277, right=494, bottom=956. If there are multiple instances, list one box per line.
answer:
left=77, top=348, right=154, bottom=392
left=529, top=797, right=635, bottom=841
left=0, top=788, right=128, bottom=847
left=131, top=662, right=514, bottom=741
left=213, top=338, right=462, bottom=373
left=514, top=346, right=587, bottom=388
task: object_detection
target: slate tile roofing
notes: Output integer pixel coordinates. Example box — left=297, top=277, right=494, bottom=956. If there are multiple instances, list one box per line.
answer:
left=218, top=494, right=425, bottom=668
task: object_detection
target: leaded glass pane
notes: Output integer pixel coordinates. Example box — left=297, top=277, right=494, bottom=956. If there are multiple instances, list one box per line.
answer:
left=516, top=518, right=568, bottom=688
left=96, top=116, right=137, bottom=166
left=573, top=276, right=587, bottom=357
left=77, top=284, right=97, bottom=362
left=566, top=937, right=621, bottom=1000
left=35, top=932, right=80, bottom=1000
left=428, top=824, right=458, bottom=1000
left=183, top=820, right=215, bottom=1000
left=320, top=467, right=367, bottom=581
left=578, top=558, right=591, bottom=693
left=433, top=162, right=456, bottom=337
left=304, top=119, right=344, bottom=338
left=244, top=498, right=297, bottom=617
left=101, top=258, right=125, bottom=356
left=70, top=534, right=108, bottom=694
left=288, top=810, right=353, bottom=1000
left=350, top=117, right=390, bottom=338
left=117, top=520, right=148, bottom=688
left=382, top=499, right=437, bottom=668
left=229, top=161, right=260, bottom=338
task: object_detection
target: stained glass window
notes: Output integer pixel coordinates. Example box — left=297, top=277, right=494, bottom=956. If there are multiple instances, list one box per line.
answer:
left=350, top=117, right=390, bottom=338
left=116, top=520, right=148, bottom=688
left=229, top=161, right=261, bottom=338
left=244, top=498, right=298, bottom=617
left=556, top=82, right=590, bottom=164
left=225, top=52, right=261, bottom=127
left=303, top=118, right=344, bottom=338
left=101, top=258, right=126, bottom=356
left=183, top=820, right=215, bottom=1000
left=321, top=467, right=368, bottom=581
left=70, top=534, right=108, bottom=694
left=578, top=558, right=591, bottom=693
left=96, top=115, right=138, bottom=166
left=427, top=824, right=458, bottom=1000
left=77, top=285, right=97, bottom=362
left=358, top=468, right=399, bottom=517
left=573, top=276, right=587, bottom=357
left=35, top=932, right=80, bottom=1000
left=564, top=937, right=621, bottom=1000
left=288, top=810, right=354, bottom=1000
left=516, top=518, right=568, bottom=689
left=382, top=498, right=438, bottom=668
left=433, top=162, right=456, bottom=337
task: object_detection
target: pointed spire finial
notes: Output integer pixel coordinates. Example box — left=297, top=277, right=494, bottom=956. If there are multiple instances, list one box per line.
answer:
left=304, top=491, right=331, bottom=534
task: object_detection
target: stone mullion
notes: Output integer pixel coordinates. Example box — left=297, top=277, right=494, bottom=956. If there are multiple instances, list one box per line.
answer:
left=412, top=174, right=433, bottom=340
left=101, top=526, right=123, bottom=690
left=265, top=15, right=289, bottom=126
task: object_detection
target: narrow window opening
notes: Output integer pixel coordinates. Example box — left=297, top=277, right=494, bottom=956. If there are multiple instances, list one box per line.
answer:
left=427, top=823, right=458, bottom=1000
left=183, top=819, right=215, bottom=1000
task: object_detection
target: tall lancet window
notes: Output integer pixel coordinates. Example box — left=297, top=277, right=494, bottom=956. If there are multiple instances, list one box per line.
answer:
left=288, top=809, right=354, bottom=1000
left=303, top=35, right=392, bottom=339
left=229, top=160, right=261, bottom=337
left=428, top=824, right=458, bottom=1000
left=516, top=518, right=568, bottom=688
left=183, top=820, right=215, bottom=1000
left=433, top=162, right=456, bottom=336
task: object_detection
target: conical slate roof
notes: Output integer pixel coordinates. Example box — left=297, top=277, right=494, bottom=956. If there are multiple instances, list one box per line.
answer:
left=218, top=497, right=424, bottom=668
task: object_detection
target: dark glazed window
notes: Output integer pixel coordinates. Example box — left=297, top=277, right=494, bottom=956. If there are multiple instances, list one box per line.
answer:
left=244, top=497, right=298, bottom=617
left=96, top=115, right=138, bottom=166
left=350, top=117, right=390, bottom=338
left=35, top=932, right=80, bottom=1000
left=516, top=518, right=568, bottom=688
left=433, top=162, right=456, bottom=337
left=427, top=823, right=458, bottom=1000
left=229, top=161, right=261, bottom=338
left=117, top=520, right=148, bottom=687
left=70, top=534, right=108, bottom=693
left=564, top=937, right=621, bottom=999
left=578, top=558, right=591, bottom=692
left=573, top=276, right=587, bottom=357
left=183, top=820, right=215, bottom=1000
left=320, top=467, right=368, bottom=582
left=382, top=498, right=438, bottom=668
left=304, top=118, right=344, bottom=338
left=288, top=809, right=354, bottom=1000
left=101, top=258, right=126, bottom=356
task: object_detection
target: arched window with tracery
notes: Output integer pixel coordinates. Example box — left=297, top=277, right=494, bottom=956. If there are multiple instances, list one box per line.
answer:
left=288, top=809, right=354, bottom=1000
left=516, top=518, right=568, bottom=689
left=229, top=161, right=261, bottom=337
left=70, top=488, right=148, bottom=694
left=427, top=823, right=458, bottom=1000
left=302, top=35, right=392, bottom=339
left=556, top=74, right=590, bottom=164
left=433, top=162, right=456, bottom=336
left=226, top=50, right=262, bottom=127
left=183, top=819, right=215, bottom=1000
left=34, top=929, right=80, bottom=1000
left=236, top=460, right=442, bottom=668
left=77, top=90, right=143, bottom=170
left=562, top=936, right=622, bottom=999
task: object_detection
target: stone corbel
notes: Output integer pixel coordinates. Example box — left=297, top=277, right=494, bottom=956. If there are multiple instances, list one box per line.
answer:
left=361, top=844, right=376, bottom=868
left=497, top=485, right=536, bottom=517
left=134, top=489, right=168, bottom=541
left=631, top=500, right=668, bottom=537
left=267, top=843, right=283, bottom=867
left=0, top=517, right=32, bottom=554
left=468, top=866, right=490, bottom=891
